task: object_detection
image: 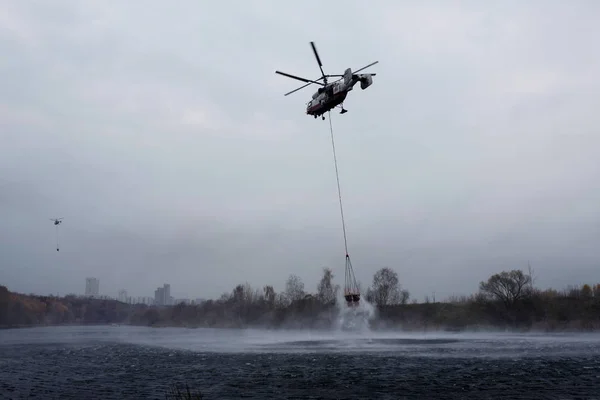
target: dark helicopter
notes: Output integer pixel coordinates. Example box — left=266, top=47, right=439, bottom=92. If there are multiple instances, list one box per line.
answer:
left=50, top=218, right=63, bottom=226
left=49, top=218, right=64, bottom=251
left=275, top=41, right=378, bottom=120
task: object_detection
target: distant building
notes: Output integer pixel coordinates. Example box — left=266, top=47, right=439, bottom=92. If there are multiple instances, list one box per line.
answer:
left=118, top=289, right=128, bottom=303
left=154, top=287, right=164, bottom=305
left=163, top=284, right=171, bottom=306
left=85, top=278, right=100, bottom=297
left=141, top=296, right=153, bottom=305
left=153, top=283, right=173, bottom=306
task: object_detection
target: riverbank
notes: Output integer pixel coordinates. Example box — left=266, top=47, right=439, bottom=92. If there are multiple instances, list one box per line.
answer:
left=3, top=276, right=600, bottom=333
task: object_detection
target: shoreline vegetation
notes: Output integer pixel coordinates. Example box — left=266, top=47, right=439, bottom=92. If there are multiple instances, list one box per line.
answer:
left=2, top=268, right=600, bottom=332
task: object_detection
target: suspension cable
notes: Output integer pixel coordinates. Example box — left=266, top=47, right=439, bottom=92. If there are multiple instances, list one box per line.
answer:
left=327, top=111, right=349, bottom=257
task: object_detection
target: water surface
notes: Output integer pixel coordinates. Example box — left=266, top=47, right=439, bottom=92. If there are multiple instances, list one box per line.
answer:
left=1, top=326, right=599, bottom=399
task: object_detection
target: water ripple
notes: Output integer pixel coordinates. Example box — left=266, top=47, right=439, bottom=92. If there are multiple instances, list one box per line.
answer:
left=1, top=326, right=600, bottom=399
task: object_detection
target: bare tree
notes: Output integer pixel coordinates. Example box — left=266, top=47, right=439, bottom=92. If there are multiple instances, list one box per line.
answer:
left=230, top=282, right=263, bottom=313
left=218, top=292, right=231, bottom=303
left=316, top=268, right=339, bottom=306
left=399, top=289, right=410, bottom=305
left=232, top=284, right=244, bottom=303
left=263, top=285, right=276, bottom=306
left=275, top=292, right=289, bottom=308
left=479, top=270, right=531, bottom=308
left=527, top=261, right=536, bottom=293
left=232, top=282, right=258, bottom=305
left=369, top=267, right=401, bottom=306
left=285, top=274, right=305, bottom=303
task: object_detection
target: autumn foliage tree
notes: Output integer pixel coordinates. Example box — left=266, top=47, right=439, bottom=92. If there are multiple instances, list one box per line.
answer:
left=594, top=284, right=600, bottom=298
left=581, top=284, right=592, bottom=298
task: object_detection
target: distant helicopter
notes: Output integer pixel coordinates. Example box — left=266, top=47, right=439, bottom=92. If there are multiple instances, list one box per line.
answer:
left=49, top=217, right=64, bottom=251
left=50, top=218, right=63, bottom=226
left=275, top=42, right=378, bottom=120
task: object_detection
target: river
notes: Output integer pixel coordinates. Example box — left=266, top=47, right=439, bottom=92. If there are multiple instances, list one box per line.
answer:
left=1, top=325, right=599, bottom=399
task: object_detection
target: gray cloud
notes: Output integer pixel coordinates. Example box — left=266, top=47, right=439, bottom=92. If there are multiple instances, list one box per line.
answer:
left=1, top=0, right=599, bottom=302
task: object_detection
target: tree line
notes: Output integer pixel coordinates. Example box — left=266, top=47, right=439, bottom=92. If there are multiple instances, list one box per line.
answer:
left=2, top=267, right=600, bottom=332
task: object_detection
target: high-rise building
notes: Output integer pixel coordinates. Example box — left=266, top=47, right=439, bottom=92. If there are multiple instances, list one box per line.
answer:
left=154, top=287, right=164, bottom=306
left=163, top=284, right=171, bottom=306
left=118, top=289, right=128, bottom=303
left=153, top=283, right=172, bottom=306
left=85, top=278, right=100, bottom=297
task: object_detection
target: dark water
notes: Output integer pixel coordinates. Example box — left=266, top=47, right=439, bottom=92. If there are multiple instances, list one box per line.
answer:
left=1, top=326, right=600, bottom=399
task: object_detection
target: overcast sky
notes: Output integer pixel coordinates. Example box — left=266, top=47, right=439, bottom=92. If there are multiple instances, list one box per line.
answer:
left=1, top=0, right=599, bottom=302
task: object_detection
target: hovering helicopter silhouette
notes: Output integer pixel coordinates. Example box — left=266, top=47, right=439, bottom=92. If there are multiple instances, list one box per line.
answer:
left=50, top=218, right=63, bottom=226
left=275, top=41, right=378, bottom=120
left=49, top=218, right=63, bottom=251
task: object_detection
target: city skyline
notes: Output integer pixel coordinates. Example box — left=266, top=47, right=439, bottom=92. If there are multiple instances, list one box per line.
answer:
left=80, top=278, right=202, bottom=306
left=84, top=278, right=176, bottom=305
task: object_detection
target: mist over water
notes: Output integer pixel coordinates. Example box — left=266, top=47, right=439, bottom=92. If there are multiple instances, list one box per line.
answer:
left=3, top=325, right=600, bottom=358
left=2, top=326, right=600, bottom=398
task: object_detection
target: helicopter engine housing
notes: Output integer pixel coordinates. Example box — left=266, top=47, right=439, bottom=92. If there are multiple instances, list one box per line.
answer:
left=359, top=74, right=373, bottom=90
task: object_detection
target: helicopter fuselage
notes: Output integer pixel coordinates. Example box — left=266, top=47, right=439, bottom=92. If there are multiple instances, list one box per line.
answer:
left=305, top=70, right=374, bottom=119
left=306, top=83, right=349, bottom=117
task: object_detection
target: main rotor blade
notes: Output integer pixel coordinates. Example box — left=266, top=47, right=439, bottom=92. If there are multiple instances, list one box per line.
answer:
left=310, top=41, right=326, bottom=78
left=353, top=61, right=379, bottom=74
left=275, top=70, right=324, bottom=86
left=284, top=82, right=313, bottom=96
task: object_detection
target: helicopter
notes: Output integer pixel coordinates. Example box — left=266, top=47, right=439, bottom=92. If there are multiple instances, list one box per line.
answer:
left=50, top=218, right=63, bottom=226
left=275, top=41, right=378, bottom=120
left=49, top=218, right=64, bottom=251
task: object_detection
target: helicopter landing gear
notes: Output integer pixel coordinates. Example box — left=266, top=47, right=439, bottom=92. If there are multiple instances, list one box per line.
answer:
left=337, top=103, right=348, bottom=114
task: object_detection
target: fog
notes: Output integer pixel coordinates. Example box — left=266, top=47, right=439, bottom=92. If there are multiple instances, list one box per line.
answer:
left=3, top=324, right=600, bottom=359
